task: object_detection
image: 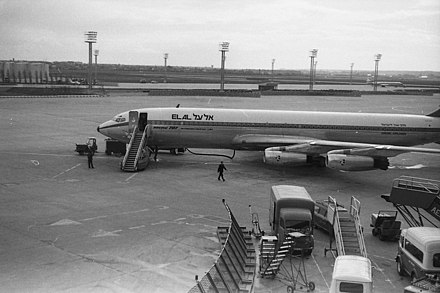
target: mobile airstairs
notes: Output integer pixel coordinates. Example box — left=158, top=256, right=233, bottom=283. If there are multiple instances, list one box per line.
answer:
left=325, top=196, right=368, bottom=258
left=381, top=176, right=440, bottom=227
left=121, top=125, right=150, bottom=172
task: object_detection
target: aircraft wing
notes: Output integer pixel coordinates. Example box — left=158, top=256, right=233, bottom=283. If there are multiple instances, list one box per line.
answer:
left=233, top=134, right=440, bottom=157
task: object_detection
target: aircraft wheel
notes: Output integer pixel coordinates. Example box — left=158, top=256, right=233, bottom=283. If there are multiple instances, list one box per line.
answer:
left=287, top=286, right=294, bottom=293
left=308, top=281, right=315, bottom=291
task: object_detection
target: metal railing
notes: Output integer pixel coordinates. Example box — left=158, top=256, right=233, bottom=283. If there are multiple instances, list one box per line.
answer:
left=328, top=196, right=345, bottom=256
left=349, top=196, right=367, bottom=258
left=121, top=125, right=137, bottom=169
left=188, top=200, right=255, bottom=293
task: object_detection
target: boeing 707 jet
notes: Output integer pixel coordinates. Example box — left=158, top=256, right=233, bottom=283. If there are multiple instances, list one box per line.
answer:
left=97, top=107, right=440, bottom=171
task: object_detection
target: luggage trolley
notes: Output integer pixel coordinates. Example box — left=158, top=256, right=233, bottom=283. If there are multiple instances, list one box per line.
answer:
left=277, top=232, right=315, bottom=292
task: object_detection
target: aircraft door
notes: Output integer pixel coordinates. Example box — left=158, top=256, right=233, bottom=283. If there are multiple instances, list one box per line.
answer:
left=139, top=113, right=148, bottom=132
left=129, top=111, right=138, bottom=133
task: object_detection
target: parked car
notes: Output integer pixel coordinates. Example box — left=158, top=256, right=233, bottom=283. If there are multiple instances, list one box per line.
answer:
left=314, top=200, right=347, bottom=234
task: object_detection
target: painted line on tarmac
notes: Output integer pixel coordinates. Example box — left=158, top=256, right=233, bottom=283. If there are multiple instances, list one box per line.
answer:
left=370, top=258, right=396, bottom=289
left=125, top=173, right=137, bottom=182
left=52, top=163, right=81, bottom=179
left=79, top=208, right=150, bottom=222
left=311, top=254, right=329, bottom=289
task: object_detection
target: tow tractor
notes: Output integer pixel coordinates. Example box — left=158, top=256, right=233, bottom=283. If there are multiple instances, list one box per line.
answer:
left=370, top=210, right=401, bottom=241
left=75, top=137, right=97, bottom=155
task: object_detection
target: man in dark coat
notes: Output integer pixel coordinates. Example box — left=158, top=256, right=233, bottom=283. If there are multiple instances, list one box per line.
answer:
left=217, top=161, right=227, bottom=181
left=87, top=146, right=95, bottom=169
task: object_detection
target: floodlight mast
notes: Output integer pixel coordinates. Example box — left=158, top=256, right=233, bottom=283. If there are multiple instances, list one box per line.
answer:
left=350, top=63, right=354, bottom=85
left=309, top=49, right=318, bottom=90
left=219, top=42, right=229, bottom=92
left=373, top=53, right=382, bottom=92
left=94, top=50, right=99, bottom=84
left=271, top=59, right=275, bottom=81
left=164, top=53, right=168, bottom=83
left=84, top=31, right=97, bottom=91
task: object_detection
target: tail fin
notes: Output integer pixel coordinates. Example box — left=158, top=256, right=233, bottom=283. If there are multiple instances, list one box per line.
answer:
left=427, top=108, right=440, bottom=117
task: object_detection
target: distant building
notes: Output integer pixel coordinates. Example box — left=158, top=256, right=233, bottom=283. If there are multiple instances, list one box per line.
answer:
left=0, top=61, right=51, bottom=83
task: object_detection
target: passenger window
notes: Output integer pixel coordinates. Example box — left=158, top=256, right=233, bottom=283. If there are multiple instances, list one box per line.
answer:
left=339, top=282, right=363, bottom=293
left=434, top=253, right=440, bottom=267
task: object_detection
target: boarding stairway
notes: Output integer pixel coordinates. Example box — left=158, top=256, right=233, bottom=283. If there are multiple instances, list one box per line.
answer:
left=326, top=196, right=367, bottom=258
left=382, top=176, right=440, bottom=227
left=260, top=233, right=296, bottom=277
left=121, top=125, right=149, bottom=172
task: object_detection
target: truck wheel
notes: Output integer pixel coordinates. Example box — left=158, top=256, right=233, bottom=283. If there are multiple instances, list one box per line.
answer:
left=397, top=258, right=405, bottom=276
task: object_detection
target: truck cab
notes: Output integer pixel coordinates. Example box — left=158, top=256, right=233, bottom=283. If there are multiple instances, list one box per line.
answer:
left=269, top=185, right=315, bottom=254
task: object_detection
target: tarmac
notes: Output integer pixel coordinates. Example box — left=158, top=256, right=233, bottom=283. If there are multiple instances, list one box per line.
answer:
left=0, top=91, right=439, bottom=292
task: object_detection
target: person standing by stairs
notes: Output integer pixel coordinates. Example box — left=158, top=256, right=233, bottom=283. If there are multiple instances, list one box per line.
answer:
left=87, top=146, right=95, bottom=169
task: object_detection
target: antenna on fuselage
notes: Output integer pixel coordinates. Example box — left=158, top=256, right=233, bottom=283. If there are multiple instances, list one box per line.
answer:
left=176, top=104, right=180, bottom=108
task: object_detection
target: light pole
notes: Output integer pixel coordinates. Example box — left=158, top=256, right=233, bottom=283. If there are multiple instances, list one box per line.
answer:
left=94, top=49, right=99, bottom=85
left=164, top=53, right=168, bottom=83
left=373, top=54, right=382, bottom=92
left=313, top=61, right=318, bottom=87
left=219, top=42, right=229, bottom=92
left=271, top=58, right=275, bottom=81
left=84, top=31, right=97, bottom=91
left=309, top=49, right=318, bottom=90
left=350, top=63, right=354, bottom=85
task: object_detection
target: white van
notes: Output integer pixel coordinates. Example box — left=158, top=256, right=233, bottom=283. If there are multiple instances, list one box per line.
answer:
left=330, top=255, right=373, bottom=293
left=396, top=227, right=440, bottom=281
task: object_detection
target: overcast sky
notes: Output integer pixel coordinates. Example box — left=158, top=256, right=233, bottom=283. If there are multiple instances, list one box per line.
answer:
left=1, top=0, right=439, bottom=71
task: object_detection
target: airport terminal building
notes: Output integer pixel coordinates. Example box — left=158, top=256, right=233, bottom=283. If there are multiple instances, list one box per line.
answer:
left=0, top=60, right=51, bottom=83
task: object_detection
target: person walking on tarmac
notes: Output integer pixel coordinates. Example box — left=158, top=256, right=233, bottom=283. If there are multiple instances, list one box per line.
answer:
left=87, top=146, right=95, bottom=169
left=217, top=161, right=227, bottom=181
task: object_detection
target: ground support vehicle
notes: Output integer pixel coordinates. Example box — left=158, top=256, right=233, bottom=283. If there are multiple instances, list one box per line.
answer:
left=396, top=227, right=440, bottom=283
left=370, top=210, right=401, bottom=241
left=75, top=137, right=97, bottom=155
left=269, top=185, right=315, bottom=254
left=329, top=255, right=372, bottom=293
left=404, top=274, right=440, bottom=292
left=105, top=138, right=126, bottom=156
left=314, top=200, right=347, bottom=235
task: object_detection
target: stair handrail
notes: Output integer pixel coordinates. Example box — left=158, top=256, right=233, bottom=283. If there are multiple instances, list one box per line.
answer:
left=132, top=125, right=149, bottom=171
left=349, top=196, right=368, bottom=258
left=328, top=196, right=345, bottom=256
left=393, top=176, right=440, bottom=195
left=121, top=125, right=138, bottom=169
left=261, top=233, right=292, bottom=277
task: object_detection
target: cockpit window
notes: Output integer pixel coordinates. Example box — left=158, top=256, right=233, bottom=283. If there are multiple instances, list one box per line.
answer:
left=113, top=116, right=126, bottom=123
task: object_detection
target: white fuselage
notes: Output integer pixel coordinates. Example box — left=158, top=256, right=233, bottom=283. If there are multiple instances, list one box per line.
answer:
left=97, top=107, right=440, bottom=151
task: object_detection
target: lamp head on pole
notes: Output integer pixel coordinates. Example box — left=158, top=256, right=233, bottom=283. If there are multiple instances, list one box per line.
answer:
left=84, top=31, right=97, bottom=43
left=164, top=53, right=169, bottom=59
left=374, top=53, right=382, bottom=61
left=94, top=50, right=99, bottom=57
left=219, top=42, right=230, bottom=52
left=310, top=49, right=318, bottom=58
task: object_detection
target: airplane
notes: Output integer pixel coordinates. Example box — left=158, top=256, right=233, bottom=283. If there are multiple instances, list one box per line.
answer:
left=97, top=107, right=440, bottom=171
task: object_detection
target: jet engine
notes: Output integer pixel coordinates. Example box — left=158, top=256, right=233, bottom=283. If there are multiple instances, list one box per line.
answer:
left=263, top=150, right=308, bottom=166
left=327, top=154, right=389, bottom=171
